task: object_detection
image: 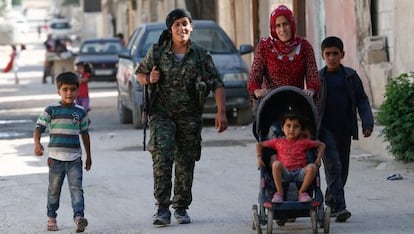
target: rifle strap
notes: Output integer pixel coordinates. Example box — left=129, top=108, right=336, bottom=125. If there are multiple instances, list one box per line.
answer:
left=195, top=47, right=207, bottom=81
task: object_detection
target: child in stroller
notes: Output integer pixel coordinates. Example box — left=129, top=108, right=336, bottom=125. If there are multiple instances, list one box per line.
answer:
left=251, top=86, right=331, bottom=234
left=256, top=113, right=325, bottom=204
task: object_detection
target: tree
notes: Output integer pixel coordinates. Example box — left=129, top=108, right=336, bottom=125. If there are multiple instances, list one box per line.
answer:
left=12, top=0, right=22, bottom=6
left=63, top=0, right=79, bottom=6
left=0, top=0, right=6, bottom=17
left=376, top=72, right=414, bottom=161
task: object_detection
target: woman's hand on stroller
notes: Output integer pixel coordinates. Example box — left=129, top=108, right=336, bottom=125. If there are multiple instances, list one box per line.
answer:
left=254, top=88, right=270, bottom=99
left=314, top=158, right=321, bottom=168
left=303, top=88, right=315, bottom=97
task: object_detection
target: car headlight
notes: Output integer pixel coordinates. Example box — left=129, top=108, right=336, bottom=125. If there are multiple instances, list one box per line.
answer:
left=222, top=73, right=249, bottom=82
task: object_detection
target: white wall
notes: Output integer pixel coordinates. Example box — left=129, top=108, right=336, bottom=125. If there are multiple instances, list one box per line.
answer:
left=374, top=0, right=394, bottom=67
left=392, top=0, right=414, bottom=76
left=217, top=0, right=254, bottom=65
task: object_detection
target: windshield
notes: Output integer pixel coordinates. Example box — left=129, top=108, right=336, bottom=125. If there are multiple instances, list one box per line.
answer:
left=80, top=41, right=122, bottom=54
left=138, top=26, right=235, bottom=57
left=50, top=22, right=70, bottom=29
left=138, top=29, right=163, bottom=57
left=191, top=27, right=234, bottom=54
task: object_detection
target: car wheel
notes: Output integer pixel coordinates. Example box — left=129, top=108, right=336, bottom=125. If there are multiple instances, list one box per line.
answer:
left=132, top=99, right=144, bottom=129
left=118, top=93, right=132, bottom=124
left=235, top=107, right=253, bottom=125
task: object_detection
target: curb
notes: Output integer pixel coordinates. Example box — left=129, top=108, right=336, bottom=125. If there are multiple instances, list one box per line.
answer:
left=353, top=123, right=414, bottom=172
left=352, top=124, right=390, bottom=161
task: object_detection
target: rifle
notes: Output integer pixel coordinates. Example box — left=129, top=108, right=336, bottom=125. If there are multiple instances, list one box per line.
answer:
left=142, top=44, right=160, bottom=151
left=195, top=48, right=211, bottom=111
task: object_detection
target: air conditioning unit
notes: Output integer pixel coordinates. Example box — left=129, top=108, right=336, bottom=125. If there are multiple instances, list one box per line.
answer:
left=363, top=36, right=388, bottom=64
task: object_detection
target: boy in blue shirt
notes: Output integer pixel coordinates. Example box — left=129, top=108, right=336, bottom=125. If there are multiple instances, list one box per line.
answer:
left=319, top=36, right=374, bottom=222
left=34, top=72, right=92, bottom=232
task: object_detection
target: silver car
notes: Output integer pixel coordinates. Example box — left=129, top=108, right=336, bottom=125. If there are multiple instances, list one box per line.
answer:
left=116, top=20, right=254, bottom=128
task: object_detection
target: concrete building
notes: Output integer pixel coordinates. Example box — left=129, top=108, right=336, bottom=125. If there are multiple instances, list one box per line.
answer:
left=77, top=0, right=413, bottom=108
left=307, top=0, right=392, bottom=108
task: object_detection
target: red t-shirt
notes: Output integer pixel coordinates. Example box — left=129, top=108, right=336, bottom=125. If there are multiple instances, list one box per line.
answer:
left=78, top=72, right=91, bottom=98
left=263, top=138, right=318, bottom=171
left=247, top=37, right=320, bottom=97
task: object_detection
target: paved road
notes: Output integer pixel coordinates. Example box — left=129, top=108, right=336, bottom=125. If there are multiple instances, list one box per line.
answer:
left=1, top=32, right=414, bottom=234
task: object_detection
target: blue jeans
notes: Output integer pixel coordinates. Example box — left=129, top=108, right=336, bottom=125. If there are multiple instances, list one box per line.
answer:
left=282, top=167, right=305, bottom=182
left=47, top=157, right=84, bottom=218
left=319, top=128, right=347, bottom=211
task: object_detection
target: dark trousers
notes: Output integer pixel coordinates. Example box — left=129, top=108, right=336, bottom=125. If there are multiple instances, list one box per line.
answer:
left=149, top=113, right=202, bottom=209
left=320, top=128, right=351, bottom=211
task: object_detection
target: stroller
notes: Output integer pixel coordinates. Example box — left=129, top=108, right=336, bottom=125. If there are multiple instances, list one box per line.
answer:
left=251, top=86, right=331, bottom=234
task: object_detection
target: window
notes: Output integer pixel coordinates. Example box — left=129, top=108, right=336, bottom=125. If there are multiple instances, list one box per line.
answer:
left=191, top=28, right=234, bottom=54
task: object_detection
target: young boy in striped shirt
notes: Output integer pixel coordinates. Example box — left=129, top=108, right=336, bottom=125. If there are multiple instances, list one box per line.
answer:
left=33, top=72, right=91, bottom=232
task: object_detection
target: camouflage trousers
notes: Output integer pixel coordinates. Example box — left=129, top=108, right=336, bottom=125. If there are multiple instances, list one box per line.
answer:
left=148, top=113, right=202, bottom=209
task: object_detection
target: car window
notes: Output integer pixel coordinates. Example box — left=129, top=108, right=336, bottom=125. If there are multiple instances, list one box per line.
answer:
left=136, top=26, right=235, bottom=58
left=50, top=22, right=70, bottom=29
left=191, top=28, right=235, bottom=54
left=138, top=29, right=164, bottom=57
left=128, top=27, right=142, bottom=57
left=127, top=28, right=141, bottom=50
left=80, top=41, right=122, bottom=54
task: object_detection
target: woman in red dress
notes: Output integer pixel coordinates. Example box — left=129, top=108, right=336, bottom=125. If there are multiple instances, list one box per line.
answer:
left=247, top=5, right=320, bottom=100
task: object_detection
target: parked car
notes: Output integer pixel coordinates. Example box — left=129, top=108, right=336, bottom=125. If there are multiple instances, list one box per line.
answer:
left=48, top=18, right=71, bottom=39
left=116, top=20, right=254, bottom=129
left=74, top=38, right=122, bottom=81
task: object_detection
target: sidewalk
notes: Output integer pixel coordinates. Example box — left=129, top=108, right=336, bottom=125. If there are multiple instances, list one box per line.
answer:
left=353, top=120, right=414, bottom=172
left=353, top=122, right=388, bottom=159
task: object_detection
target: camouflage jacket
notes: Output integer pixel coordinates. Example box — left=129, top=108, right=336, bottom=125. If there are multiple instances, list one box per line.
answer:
left=136, top=40, right=224, bottom=116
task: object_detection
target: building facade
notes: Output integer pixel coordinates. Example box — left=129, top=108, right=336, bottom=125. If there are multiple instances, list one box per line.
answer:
left=77, top=0, right=412, bottom=108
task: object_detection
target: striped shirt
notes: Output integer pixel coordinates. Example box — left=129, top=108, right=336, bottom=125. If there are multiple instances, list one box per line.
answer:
left=35, top=102, right=89, bottom=161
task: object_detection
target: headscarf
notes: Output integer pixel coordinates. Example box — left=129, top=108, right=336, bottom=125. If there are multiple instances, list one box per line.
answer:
left=269, top=5, right=301, bottom=54
left=158, top=8, right=192, bottom=46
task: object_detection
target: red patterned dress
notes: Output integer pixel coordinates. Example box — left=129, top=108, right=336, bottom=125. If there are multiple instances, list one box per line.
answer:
left=247, top=37, right=320, bottom=99
left=263, top=137, right=319, bottom=171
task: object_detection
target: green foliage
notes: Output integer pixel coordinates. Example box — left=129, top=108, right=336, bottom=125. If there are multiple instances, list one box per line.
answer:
left=11, top=0, right=22, bottom=6
left=63, top=0, right=79, bottom=6
left=0, top=0, right=7, bottom=16
left=376, top=72, right=414, bottom=161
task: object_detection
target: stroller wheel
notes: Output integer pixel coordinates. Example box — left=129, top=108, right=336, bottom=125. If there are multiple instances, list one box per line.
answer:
left=266, top=208, right=273, bottom=234
left=252, top=204, right=262, bottom=233
left=252, top=205, right=257, bottom=230
left=310, top=209, right=318, bottom=233
left=324, top=206, right=331, bottom=233
left=317, top=204, right=325, bottom=228
left=259, top=205, right=267, bottom=225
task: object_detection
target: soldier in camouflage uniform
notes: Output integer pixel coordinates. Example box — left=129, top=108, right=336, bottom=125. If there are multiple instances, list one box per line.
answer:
left=135, top=8, right=228, bottom=226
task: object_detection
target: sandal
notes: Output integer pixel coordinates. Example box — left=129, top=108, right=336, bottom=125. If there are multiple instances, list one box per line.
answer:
left=271, top=192, right=283, bottom=203
left=387, top=173, right=403, bottom=180
left=47, top=218, right=58, bottom=231
left=298, top=192, right=312, bottom=202
left=74, top=216, right=88, bottom=233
